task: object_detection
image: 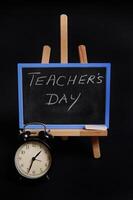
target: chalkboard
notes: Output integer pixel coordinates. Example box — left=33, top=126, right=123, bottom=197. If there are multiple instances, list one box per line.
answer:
left=18, top=63, right=111, bottom=129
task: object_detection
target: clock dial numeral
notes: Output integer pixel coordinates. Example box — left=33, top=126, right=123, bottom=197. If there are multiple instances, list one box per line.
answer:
left=26, top=144, right=29, bottom=149
left=48, top=155, right=51, bottom=161
left=21, top=163, right=24, bottom=167
left=21, top=150, right=25, bottom=154
left=45, top=163, right=48, bottom=167
left=40, top=168, right=43, bottom=172
left=32, top=170, right=35, bottom=175
left=32, top=144, right=36, bottom=147
left=18, top=157, right=22, bottom=160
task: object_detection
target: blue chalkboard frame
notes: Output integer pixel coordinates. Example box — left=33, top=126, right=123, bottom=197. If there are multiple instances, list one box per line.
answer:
left=18, top=63, right=111, bottom=129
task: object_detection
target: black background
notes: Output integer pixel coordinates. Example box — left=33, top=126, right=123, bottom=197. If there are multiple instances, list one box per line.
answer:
left=23, top=67, right=106, bottom=125
left=0, top=0, right=132, bottom=199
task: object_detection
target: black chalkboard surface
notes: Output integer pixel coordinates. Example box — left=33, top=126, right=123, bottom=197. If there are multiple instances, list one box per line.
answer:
left=18, top=63, right=111, bottom=129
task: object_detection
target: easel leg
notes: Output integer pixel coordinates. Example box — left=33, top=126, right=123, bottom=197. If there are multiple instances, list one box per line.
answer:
left=60, top=14, right=68, bottom=141
left=78, top=46, right=101, bottom=159
left=91, top=137, right=101, bottom=158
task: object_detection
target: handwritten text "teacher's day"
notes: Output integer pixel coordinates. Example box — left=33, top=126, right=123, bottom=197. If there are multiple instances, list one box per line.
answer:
left=27, top=72, right=104, bottom=111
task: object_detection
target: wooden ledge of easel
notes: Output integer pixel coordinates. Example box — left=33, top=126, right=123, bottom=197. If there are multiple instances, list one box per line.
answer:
left=51, top=129, right=108, bottom=136
left=25, top=129, right=108, bottom=137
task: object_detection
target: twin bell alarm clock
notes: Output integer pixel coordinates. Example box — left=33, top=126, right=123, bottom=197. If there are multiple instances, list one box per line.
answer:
left=14, top=122, right=53, bottom=180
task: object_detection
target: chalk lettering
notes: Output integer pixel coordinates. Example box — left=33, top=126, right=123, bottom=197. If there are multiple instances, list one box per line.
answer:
left=45, top=93, right=81, bottom=112
left=27, top=73, right=104, bottom=87
left=35, top=76, right=47, bottom=86
left=87, top=75, right=95, bottom=84
left=67, top=75, right=77, bottom=85
left=78, top=75, right=88, bottom=85
left=56, top=76, right=66, bottom=86
left=68, top=93, right=81, bottom=111
left=46, top=75, right=56, bottom=86
left=28, top=72, right=41, bottom=87
left=58, top=94, right=68, bottom=104
left=45, top=94, right=58, bottom=105
left=97, top=73, right=104, bottom=84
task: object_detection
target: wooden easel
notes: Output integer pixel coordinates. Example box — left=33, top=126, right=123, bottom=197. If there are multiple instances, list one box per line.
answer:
left=37, top=14, right=107, bottom=158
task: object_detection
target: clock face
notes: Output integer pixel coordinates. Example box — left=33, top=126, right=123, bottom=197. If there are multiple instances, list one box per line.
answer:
left=14, top=141, right=52, bottom=179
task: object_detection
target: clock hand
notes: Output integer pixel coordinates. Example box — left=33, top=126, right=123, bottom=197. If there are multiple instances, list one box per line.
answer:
left=27, top=151, right=42, bottom=173
left=28, top=157, right=34, bottom=173
left=34, top=151, right=42, bottom=159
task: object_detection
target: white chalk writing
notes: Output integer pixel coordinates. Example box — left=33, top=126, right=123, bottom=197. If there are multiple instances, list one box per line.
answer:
left=27, top=71, right=105, bottom=112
